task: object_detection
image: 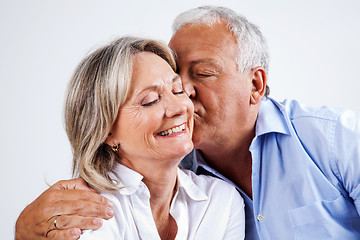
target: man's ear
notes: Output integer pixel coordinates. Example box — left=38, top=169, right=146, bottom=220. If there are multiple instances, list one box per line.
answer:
left=250, top=66, right=267, bottom=105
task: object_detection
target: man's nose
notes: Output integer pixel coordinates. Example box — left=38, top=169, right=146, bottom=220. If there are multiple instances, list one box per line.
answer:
left=181, top=77, right=196, bottom=99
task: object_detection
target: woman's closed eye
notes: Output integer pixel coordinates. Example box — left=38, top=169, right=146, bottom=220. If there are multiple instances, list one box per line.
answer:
left=142, top=99, right=159, bottom=107
left=173, top=81, right=184, bottom=95
left=173, top=89, right=184, bottom=95
left=141, top=92, right=159, bottom=107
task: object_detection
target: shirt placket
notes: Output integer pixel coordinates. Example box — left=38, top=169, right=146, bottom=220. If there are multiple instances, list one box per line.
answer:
left=130, top=183, right=160, bottom=240
left=250, top=136, right=271, bottom=240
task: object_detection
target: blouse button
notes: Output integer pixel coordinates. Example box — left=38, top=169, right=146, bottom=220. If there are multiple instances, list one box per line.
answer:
left=257, top=214, right=264, bottom=221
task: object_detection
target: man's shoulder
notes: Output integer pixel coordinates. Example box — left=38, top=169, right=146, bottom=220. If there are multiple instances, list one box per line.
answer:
left=276, top=98, right=343, bottom=122
left=256, top=98, right=353, bottom=138
left=276, top=98, right=360, bottom=135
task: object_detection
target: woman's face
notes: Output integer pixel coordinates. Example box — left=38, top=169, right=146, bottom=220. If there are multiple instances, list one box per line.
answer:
left=110, top=52, right=194, bottom=168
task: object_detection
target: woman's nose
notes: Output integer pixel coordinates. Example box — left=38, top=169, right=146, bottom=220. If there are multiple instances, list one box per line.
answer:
left=165, top=96, right=187, bottom=118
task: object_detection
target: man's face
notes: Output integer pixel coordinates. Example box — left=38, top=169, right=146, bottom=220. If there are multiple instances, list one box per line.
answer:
left=169, top=21, right=257, bottom=152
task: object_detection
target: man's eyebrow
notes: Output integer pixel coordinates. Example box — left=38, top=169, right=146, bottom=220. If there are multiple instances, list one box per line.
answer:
left=190, top=59, right=223, bottom=68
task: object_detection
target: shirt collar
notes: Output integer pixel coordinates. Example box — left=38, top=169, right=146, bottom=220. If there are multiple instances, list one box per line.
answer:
left=110, top=163, right=144, bottom=195
left=182, top=98, right=291, bottom=180
left=177, top=168, right=208, bottom=201
left=111, top=163, right=208, bottom=201
left=256, top=97, right=291, bottom=137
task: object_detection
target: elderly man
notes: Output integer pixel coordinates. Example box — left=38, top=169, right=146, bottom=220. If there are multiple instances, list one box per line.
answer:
left=16, top=6, right=360, bottom=240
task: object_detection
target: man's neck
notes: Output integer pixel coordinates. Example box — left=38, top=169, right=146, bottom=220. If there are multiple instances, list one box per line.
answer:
left=199, top=133, right=254, bottom=199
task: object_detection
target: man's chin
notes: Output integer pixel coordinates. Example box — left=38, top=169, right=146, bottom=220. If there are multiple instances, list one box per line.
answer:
left=192, top=118, right=209, bottom=149
left=191, top=130, right=203, bottom=150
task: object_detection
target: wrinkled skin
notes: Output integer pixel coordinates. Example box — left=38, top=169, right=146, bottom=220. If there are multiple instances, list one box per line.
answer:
left=15, top=178, right=114, bottom=240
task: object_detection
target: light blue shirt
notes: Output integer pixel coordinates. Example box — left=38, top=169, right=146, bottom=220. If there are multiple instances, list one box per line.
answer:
left=181, top=98, right=360, bottom=239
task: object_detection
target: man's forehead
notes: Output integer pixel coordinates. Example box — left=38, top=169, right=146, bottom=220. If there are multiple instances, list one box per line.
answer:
left=170, top=37, right=235, bottom=68
left=170, top=23, right=235, bottom=52
left=170, top=19, right=231, bottom=39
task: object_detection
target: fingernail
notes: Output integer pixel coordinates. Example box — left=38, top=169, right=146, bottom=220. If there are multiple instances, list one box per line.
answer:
left=106, top=200, right=114, bottom=208
left=72, top=228, right=81, bottom=236
left=93, top=218, right=103, bottom=226
left=106, top=207, right=114, bottom=217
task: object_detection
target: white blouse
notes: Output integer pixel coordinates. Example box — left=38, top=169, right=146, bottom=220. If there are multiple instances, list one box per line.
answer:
left=80, top=163, right=245, bottom=240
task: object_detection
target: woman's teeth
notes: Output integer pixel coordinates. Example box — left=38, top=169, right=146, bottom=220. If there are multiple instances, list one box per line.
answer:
left=158, top=123, right=186, bottom=136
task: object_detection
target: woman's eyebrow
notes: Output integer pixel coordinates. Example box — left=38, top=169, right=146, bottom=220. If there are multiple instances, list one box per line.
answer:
left=172, top=75, right=181, bottom=83
left=137, top=85, right=161, bottom=96
left=136, top=75, right=180, bottom=97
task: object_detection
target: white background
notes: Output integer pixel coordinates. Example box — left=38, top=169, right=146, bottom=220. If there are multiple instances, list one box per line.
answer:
left=1, top=0, right=360, bottom=239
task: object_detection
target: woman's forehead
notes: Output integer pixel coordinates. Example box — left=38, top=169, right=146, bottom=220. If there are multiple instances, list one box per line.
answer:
left=130, top=52, right=180, bottom=92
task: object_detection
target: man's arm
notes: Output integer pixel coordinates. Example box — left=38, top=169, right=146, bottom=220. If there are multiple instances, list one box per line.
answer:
left=15, top=178, right=114, bottom=240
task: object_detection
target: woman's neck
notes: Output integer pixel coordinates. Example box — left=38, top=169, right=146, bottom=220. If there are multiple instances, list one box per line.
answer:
left=120, top=158, right=179, bottom=239
left=143, top=166, right=178, bottom=210
left=120, top=158, right=179, bottom=202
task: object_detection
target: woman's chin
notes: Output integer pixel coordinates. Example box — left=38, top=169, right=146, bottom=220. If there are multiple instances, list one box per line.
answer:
left=164, top=142, right=194, bottom=161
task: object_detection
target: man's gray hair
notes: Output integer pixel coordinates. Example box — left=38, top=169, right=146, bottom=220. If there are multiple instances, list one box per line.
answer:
left=172, top=6, right=270, bottom=96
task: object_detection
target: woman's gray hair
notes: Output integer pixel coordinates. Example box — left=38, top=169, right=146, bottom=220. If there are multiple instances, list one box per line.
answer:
left=65, top=36, right=176, bottom=192
left=172, top=5, right=270, bottom=97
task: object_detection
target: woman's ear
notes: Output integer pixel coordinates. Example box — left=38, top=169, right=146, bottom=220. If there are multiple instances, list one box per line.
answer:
left=250, top=66, right=267, bottom=105
left=105, top=132, right=121, bottom=152
left=104, top=132, right=114, bottom=146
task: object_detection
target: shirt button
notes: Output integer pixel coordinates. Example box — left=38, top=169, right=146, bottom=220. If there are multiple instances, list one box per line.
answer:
left=257, top=214, right=264, bottom=221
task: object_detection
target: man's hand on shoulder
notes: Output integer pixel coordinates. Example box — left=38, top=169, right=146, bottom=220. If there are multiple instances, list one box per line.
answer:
left=15, top=178, right=114, bottom=240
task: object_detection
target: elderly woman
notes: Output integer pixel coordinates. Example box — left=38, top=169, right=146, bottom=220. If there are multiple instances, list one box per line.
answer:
left=64, top=36, right=245, bottom=239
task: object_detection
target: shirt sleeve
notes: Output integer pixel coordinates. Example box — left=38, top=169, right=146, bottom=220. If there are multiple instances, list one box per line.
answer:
left=222, top=188, right=246, bottom=240
left=333, top=110, right=360, bottom=214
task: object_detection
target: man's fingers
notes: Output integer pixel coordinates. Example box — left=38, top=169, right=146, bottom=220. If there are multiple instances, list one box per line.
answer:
left=47, top=228, right=81, bottom=240
left=51, top=178, right=96, bottom=192
left=49, top=215, right=104, bottom=231
left=46, top=215, right=103, bottom=240
left=15, top=179, right=113, bottom=240
left=52, top=199, right=114, bottom=219
left=46, top=188, right=113, bottom=208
